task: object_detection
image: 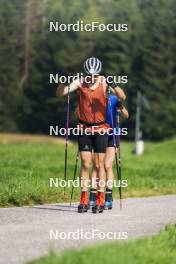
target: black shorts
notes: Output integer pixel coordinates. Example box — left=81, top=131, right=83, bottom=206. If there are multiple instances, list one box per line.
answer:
left=78, top=133, right=108, bottom=153
left=107, top=136, right=118, bottom=147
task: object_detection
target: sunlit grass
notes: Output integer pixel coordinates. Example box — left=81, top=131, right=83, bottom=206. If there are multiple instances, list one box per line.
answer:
left=28, top=225, right=176, bottom=264
left=0, top=135, right=175, bottom=206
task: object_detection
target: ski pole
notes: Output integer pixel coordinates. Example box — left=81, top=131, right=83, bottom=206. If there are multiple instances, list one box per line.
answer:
left=70, top=150, right=79, bottom=207
left=64, top=85, right=70, bottom=197
left=108, top=89, right=122, bottom=209
left=117, top=109, right=122, bottom=209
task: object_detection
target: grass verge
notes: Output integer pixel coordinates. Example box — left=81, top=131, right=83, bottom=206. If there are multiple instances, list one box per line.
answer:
left=28, top=224, right=176, bottom=264
left=0, top=136, right=175, bottom=206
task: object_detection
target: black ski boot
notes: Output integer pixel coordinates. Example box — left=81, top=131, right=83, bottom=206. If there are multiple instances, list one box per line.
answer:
left=78, top=203, right=89, bottom=213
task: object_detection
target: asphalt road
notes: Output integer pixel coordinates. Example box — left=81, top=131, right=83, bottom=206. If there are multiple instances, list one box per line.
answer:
left=0, top=194, right=176, bottom=264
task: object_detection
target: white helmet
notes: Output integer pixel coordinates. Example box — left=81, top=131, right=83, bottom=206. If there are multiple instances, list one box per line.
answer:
left=84, top=57, right=102, bottom=75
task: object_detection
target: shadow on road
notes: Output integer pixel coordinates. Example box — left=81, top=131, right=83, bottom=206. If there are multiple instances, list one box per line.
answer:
left=32, top=204, right=78, bottom=213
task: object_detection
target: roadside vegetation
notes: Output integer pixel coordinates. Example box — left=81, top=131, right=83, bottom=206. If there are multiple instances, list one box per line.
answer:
left=29, top=225, right=176, bottom=264
left=0, top=134, right=175, bottom=207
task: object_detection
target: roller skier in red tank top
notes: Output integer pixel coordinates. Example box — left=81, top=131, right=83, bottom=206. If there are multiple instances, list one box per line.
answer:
left=57, top=57, right=126, bottom=213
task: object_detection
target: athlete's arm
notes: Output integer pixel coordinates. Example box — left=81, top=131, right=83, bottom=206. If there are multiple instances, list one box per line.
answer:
left=120, top=105, right=129, bottom=119
left=114, top=86, right=126, bottom=101
left=56, top=79, right=80, bottom=96
left=107, top=86, right=126, bottom=101
left=117, top=100, right=129, bottom=119
left=106, top=77, right=126, bottom=100
left=108, top=85, right=126, bottom=100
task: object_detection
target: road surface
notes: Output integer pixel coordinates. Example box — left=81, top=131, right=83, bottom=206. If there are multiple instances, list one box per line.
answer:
left=0, top=194, right=176, bottom=264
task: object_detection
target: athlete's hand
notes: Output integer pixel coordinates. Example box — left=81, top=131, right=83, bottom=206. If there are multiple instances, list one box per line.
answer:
left=117, top=100, right=123, bottom=109
left=106, top=76, right=117, bottom=88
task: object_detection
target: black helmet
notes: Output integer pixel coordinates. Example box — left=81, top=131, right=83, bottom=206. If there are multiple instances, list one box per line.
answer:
left=84, top=57, right=102, bottom=75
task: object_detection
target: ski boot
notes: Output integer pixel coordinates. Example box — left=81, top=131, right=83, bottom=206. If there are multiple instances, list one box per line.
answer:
left=92, top=191, right=105, bottom=214
left=89, top=188, right=97, bottom=207
left=105, top=188, right=113, bottom=210
left=78, top=191, right=89, bottom=213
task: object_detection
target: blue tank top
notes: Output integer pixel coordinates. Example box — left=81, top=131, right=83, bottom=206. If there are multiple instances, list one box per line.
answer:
left=106, top=94, right=121, bottom=128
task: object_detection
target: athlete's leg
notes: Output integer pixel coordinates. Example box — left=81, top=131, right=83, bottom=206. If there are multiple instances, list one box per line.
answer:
left=89, top=152, right=98, bottom=207
left=78, top=134, right=92, bottom=213
left=94, top=153, right=106, bottom=192
left=104, top=137, right=115, bottom=209
left=90, top=144, right=114, bottom=208
left=80, top=151, right=92, bottom=191
left=105, top=147, right=115, bottom=189
left=91, top=152, right=99, bottom=189
left=92, top=133, right=108, bottom=213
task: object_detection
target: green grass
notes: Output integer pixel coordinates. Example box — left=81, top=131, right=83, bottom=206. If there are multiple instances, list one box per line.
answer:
left=28, top=225, right=176, bottom=264
left=0, top=139, right=176, bottom=206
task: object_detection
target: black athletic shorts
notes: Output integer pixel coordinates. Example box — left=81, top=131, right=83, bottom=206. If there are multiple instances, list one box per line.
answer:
left=78, top=133, right=108, bottom=153
left=107, top=135, right=118, bottom=147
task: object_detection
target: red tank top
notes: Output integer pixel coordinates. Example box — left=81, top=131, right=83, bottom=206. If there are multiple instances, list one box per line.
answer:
left=78, top=76, right=109, bottom=130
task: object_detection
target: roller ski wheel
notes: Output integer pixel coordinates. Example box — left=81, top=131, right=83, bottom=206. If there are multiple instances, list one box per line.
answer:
left=105, top=201, right=113, bottom=210
left=78, top=204, right=89, bottom=213
left=92, top=204, right=104, bottom=214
